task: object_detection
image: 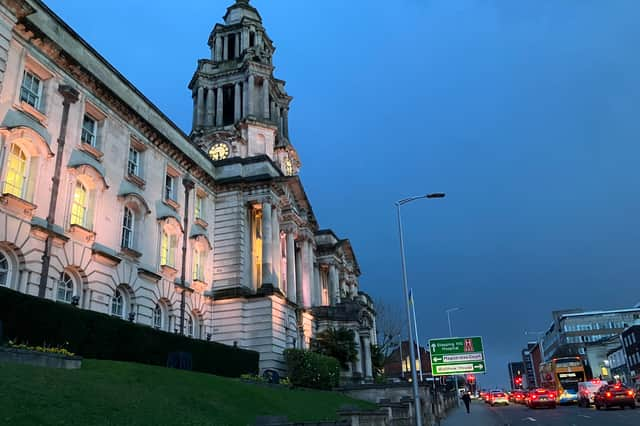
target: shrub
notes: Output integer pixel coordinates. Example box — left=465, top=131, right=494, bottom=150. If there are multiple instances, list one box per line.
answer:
left=284, top=348, right=340, bottom=390
left=0, top=287, right=259, bottom=377
left=310, top=327, right=357, bottom=369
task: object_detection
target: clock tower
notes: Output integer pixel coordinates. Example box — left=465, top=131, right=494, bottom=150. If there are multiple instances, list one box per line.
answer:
left=189, top=0, right=299, bottom=176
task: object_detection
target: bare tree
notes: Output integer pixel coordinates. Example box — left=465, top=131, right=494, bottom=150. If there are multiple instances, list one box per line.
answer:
left=374, top=297, right=404, bottom=361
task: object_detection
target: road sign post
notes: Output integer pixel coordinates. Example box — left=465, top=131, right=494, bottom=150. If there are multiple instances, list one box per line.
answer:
left=429, top=336, right=486, bottom=376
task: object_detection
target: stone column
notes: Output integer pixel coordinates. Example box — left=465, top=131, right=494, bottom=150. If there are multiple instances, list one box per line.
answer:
left=286, top=231, right=297, bottom=303
left=223, top=35, right=229, bottom=61
left=306, top=239, right=315, bottom=307
left=235, top=33, right=241, bottom=58
left=247, top=75, right=255, bottom=116
left=274, top=105, right=281, bottom=133
left=205, top=88, right=215, bottom=127
left=242, top=28, right=249, bottom=51
left=299, top=237, right=311, bottom=307
left=295, top=241, right=303, bottom=305
left=215, top=36, right=222, bottom=61
left=313, top=263, right=320, bottom=306
left=196, top=87, right=205, bottom=128
left=362, top=333, right=373, bottom=378
left=261, top=201, right=273, bottom=286
left=262, top=78, right=270, bottom=119
left=192, top=93, right=197, bottom=130
left=216, top=86, right=223, bottom=127
left=271, top=209, right=280, bottom=290
left=329, top=264, right=339, bottom=305
left=242, top=79, right=249, bottom=118
left=283, top=108, right=289, bottom=138
left=234, top=82, right=242, bottom=121
left=354, top=335, right=363, bottom=376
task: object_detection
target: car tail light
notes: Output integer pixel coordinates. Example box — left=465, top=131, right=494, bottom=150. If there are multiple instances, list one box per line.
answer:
left=606, top=392, right=612, bottom=398
left=614, top=384, right=621, bottom=390
left=628, top=390, right=634, bottom=397
left=532, top=395, right=537, bottom=400
left=549, top=393, right=555, bottom=399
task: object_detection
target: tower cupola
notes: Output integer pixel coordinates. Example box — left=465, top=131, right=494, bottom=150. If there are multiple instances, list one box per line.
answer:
left=188, top=0, right=299, bottom=176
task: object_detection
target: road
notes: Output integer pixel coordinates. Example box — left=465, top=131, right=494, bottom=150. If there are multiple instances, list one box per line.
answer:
left=441, top=400, right=640, bottom=426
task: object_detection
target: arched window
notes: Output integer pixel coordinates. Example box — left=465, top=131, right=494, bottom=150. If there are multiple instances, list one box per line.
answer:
left=121, top=207, right=134, bottom=249
left=186, top=313, right=194, bottom=338
left=56, top=272, right=74, bottom=303
left=70, top=181, right=88, bottom=227
left=111, top=289, right=124, bottom=318
left=0, top=252, right=9, bottom=287
left=3, top=143, right=28, bottom=198
left=153, top=304, right=163, bottom=329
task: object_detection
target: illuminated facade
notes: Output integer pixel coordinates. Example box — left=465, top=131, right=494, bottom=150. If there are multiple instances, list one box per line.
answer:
left=0, top=0, right=376, bottom=377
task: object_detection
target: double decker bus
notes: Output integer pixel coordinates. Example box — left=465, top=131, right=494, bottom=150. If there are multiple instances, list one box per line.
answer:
left=539, top=357, right=586, bottom=404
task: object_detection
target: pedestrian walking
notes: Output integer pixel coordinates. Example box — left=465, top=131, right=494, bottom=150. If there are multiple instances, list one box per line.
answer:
left=461, top=391, right=471, bottom=414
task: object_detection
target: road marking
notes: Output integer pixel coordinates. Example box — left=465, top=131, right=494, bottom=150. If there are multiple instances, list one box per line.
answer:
left=578, top=414, right=591, bottom=418
left=522, top=417, right=537, bottom=422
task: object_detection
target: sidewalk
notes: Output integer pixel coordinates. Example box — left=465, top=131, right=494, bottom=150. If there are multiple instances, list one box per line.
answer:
left=438, top=402, right=501, bottom=426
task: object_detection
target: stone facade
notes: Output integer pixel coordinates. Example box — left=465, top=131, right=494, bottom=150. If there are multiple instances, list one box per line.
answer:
left=0, top=0, right=375, bottom=377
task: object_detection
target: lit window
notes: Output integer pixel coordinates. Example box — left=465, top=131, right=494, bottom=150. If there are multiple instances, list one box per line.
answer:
left=56, top=272, right=74, bottom=303
left=121, top=207, right=134, bottom=249
left=165, top=174, right=175, bottom=201
left=3, top=144, right=28, bottom=198
left=128, top=147, right=140, bottom=177
left=111, top=289, right=124, bottom=318
left=160, top=231, right=177, bottom=267
left=20, top=71, right=42, bottom=109
left=195, top=194, right=204, bottom=220
left=70, top=182, right=88, bottom=227
left=153, top=304, right=163, bottom=329
left=81, top=114, right=97, bottom=146
left=193, top=248, right=205, bottom=282
left=0, top=252, right=9, bottom=287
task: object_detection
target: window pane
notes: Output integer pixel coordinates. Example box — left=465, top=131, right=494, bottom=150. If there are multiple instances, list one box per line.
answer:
left=20, top=71, right=41, bottom=109
left=121, top=207, right=134, bottom=248
left=81, top=115, right=97, bottom=146
left=4, top=144, right=27, bottom=198
left=70, top=182, right=87, bottom=227
left=165, top=175, right=174, bottom=200
left=128, top=147, right=139, bottom=176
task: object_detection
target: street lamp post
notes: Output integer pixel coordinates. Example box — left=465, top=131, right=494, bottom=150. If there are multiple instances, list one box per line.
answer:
left=179, top=177, right=195, bottom=335
left=396, top=192, right=445, bottom=426
left=446, top=307, right=461, bottom=407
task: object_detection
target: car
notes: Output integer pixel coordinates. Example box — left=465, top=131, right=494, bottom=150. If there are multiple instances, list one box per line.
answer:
left=490, top=391, right=509, bottom=406
left=578, top=379, right=604, bottom=407
left=594, top=383, right=636, bottom=410
left=510, top=389, right=526, bottom=404
left=527, top=388, right=557, bottom=409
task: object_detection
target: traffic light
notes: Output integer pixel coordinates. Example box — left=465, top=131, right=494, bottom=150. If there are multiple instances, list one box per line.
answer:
left=514, top=375, right=523, bottom=388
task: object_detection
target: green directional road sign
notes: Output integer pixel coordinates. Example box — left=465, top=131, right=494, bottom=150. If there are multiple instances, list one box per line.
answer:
left=429, top=336, right=486, bottom=376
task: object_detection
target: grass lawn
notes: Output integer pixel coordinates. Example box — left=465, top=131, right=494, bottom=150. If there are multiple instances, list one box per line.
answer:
left=0, top=359, right=373, bottom=425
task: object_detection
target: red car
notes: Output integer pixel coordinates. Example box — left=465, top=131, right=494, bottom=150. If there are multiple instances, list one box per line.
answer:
left=594, top=384, right=636, bottom=410
left=527, top=388, right=557, bottom=409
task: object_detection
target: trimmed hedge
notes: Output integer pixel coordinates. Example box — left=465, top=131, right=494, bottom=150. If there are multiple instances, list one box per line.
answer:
left=0, top=287, right=259, bottom=377
left=284, top=348, right=340, bottom=390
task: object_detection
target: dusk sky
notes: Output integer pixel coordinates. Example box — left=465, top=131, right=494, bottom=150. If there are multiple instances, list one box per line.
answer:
left=47, top=0, right=640, bottom=388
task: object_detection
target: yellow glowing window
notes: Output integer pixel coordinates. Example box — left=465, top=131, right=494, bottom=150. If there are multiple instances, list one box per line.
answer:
left=195, top=195, right=204, bottom=220
left=70, top=182, right=87, bottom=227
left=161, top=231, right=176, bottom=267
left=3, top=144, right=27, bottom=198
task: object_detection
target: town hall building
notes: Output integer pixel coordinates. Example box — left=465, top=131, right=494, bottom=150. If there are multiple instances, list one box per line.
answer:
left=0, top=0, right=376, bottom=378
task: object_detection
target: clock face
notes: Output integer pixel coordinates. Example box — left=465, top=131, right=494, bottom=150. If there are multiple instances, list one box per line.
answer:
left=284, top=158, right=294, bottom=176
left=208, top=143, right=230, bottom=161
